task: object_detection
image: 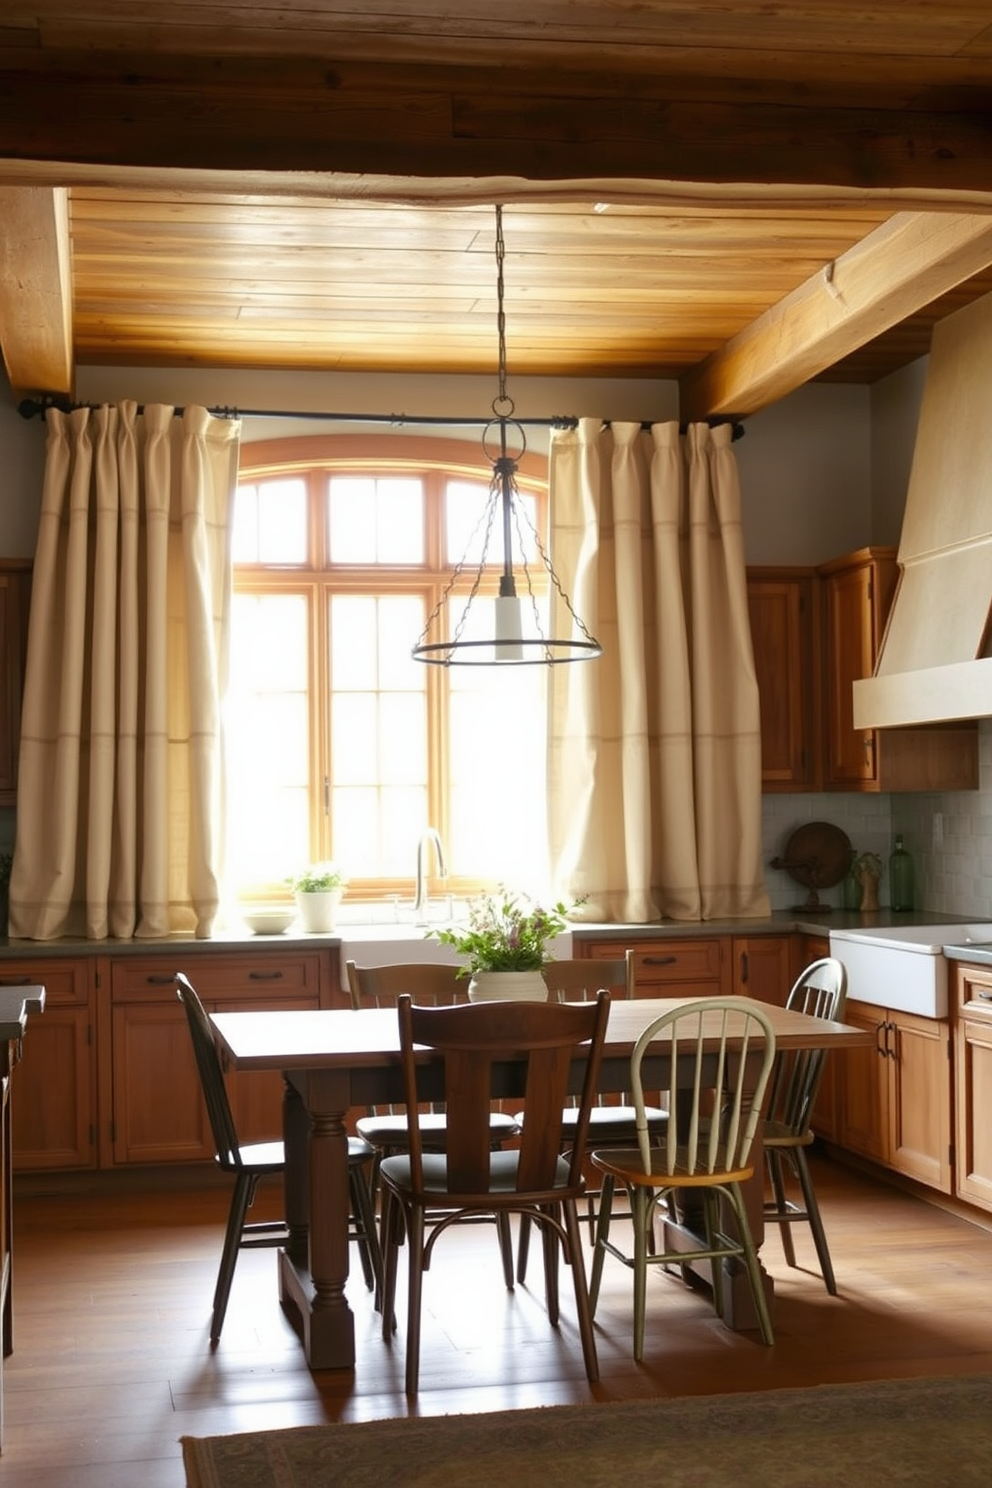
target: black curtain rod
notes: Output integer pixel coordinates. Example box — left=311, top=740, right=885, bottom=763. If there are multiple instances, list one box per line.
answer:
left=16, top=396, right=744, bottom=440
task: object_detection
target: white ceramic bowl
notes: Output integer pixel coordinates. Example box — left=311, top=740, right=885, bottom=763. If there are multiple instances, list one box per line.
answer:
left=241, top=907, right=297, bottom=936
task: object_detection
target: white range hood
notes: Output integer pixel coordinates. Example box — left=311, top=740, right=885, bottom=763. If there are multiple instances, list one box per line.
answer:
left=854, top=291, right=992, bottom=729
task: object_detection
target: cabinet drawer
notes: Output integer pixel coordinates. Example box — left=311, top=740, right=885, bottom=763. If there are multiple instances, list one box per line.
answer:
left=111, top=953, right=320, bottom=1004
left=589, top=938, right=726, bottom=993
left=0, top=959, right=89, bottom=1006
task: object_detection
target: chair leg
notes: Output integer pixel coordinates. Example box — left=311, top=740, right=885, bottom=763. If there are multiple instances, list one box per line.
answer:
left=765, top=1148, right=798, bottom=1267
left=541, top=1203, right=561, bottom=1325
left=497, top=1211, right=515, bottom=1289
left=211, top=1171, right=256, bottom=1345
left=793, top=1145, right=838, bottom=1295
left=589, top=1172, right=616, bottom=1313
left=631, top=1183, right=650, bottom=1363
left=516, top=1211, right=532, bottom=1283
left=562, top=1197, right=600, bottom=1383
left=380, top=1191, right=401, bottom=1341
left=349, top=1162, right=384, bottom=1305
left=404, top=1205, right=426, bottom=1398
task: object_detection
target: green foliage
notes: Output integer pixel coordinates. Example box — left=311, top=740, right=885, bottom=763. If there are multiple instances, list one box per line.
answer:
left=289, top=862, right=346, bottom=893
left=429, top=887, right=571, bottom=973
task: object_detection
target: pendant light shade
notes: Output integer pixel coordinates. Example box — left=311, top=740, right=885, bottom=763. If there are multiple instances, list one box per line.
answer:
left=411, top=206, right=601, bottom=667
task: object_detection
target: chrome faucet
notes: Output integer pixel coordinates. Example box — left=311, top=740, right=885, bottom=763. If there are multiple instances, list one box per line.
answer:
left=414, top=827, right=448, bottom=922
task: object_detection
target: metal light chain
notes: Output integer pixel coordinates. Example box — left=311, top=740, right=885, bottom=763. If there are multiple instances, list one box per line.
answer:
left=493, top=204, right=513, bottom=420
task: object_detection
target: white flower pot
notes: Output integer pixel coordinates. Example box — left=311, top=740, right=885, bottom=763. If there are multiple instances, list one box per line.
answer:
left=294, top=889, right=341, bottom=934
left=467, top=970, right=549, bottom=1003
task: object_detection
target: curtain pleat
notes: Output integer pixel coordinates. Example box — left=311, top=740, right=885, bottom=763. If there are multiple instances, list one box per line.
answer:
left=548, top=418, right=769, bottom=923
left=9, top=401, right=240, bottom=941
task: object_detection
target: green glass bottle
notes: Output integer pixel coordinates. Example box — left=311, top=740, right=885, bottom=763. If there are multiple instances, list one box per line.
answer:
left=889, top=835, right=915, bottom=912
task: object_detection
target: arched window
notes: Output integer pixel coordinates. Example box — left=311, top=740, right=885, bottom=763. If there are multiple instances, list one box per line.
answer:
left=227, top=434, right=551, bottom=906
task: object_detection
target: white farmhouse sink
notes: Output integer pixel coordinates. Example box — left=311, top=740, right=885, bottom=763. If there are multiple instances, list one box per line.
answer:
left=829, top=923, right=992, bottom=1018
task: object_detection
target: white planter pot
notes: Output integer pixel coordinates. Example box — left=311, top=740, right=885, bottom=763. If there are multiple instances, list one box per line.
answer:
left=294, top=889, right=341, bottom=934
left=467, top=970, right=549, bottom=1003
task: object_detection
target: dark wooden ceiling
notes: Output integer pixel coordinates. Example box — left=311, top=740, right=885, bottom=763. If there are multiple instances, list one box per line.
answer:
left=3, top=2, right=992, bottom=412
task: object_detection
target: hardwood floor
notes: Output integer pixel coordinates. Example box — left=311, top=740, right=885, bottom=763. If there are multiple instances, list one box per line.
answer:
left=5, top=1154, right=992, bottom=1486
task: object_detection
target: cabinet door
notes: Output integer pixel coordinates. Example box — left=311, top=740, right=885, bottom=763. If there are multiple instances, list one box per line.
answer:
left=888, top=1009, right=952, bottom=1193
left=821, top=550, right=896, bottom=788
left=746, top=570, right=818, bottom=791
left=2, top=960, right=96, bottom=1171
left=836, top=999, right=888, bottom=1162
left=954, top=965, right=992, bottom=1212
left=732, top=935, right=793, bottom=1006
left=109, top=954, right=323, bottom=1164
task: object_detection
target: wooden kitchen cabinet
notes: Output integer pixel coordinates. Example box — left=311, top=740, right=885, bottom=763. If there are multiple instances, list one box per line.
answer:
left=836, top=998, right=952, bottom=1192
left=108, top=952, right=322, bottom=1165
left=731, top=935, right=794, bottom=1006
left=2, top=958, right=96, bottom=1171
left=0, top=562, right=31, bottom=805
left=746, top=568, right=819, bottom=792
left=953, top=963, right=992, bottom=1214
left=584, top=936, right=730, bottom=997
left=819, top=547, right=978, bottom=793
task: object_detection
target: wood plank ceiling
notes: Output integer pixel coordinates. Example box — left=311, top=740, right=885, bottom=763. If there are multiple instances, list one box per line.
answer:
left=2, top=3, right=992, bottom=417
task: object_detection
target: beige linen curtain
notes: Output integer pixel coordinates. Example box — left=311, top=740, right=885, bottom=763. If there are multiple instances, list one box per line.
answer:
left=9, top=401, right=241, bottom=941
left=548, top=418, right=769, bottom=923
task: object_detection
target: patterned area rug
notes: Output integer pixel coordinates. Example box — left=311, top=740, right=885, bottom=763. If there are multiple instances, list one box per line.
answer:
left=182, top=1373, right=992, bottom=1487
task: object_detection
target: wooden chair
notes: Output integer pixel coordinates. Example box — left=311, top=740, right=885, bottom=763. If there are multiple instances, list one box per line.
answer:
left=515, top=954, right=668, bottom=1280
left=589, top=996, right=777, bottom=1359
left=763, top=956, right=848, bottom=1293
left=174, top=971, right=382, bottom=1342
left=378, top=989, right=611, bottom=1396
left=346, top=960, right=520, bottom=1284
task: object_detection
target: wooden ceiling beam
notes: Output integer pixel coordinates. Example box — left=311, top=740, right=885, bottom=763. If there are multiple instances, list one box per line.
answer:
left=679, top=213, right=992, bottom=420
left=0, top=186, right=73, bottom=396
left=1, top=50, right=992, bottom=196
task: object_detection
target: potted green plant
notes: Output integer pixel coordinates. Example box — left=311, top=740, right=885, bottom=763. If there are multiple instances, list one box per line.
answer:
left=289, top=862, right=346, bottom=933
left=428, top=886, right=572, bottom=1002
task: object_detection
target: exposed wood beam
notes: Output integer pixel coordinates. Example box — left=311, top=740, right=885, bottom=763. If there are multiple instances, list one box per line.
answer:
left=0, top=186, right=73, bottom=396
left=1, top=50, right=992, bottom=196
left=679, top=213, right=992, bottom=420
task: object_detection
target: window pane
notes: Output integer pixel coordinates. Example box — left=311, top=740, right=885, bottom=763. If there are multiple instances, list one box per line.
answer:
left=233, top=478, right=307, bottom=564
left=329, top=475, right=423, bottom=563
left=225, top=592, right=311, bottom=888
left=446, top=477, right=538, bottom=566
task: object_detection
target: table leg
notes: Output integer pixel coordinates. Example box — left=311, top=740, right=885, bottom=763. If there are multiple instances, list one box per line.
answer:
left=278, top=1069, right=357, bottom=1370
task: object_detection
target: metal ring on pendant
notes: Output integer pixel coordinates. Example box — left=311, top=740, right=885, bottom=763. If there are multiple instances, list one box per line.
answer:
left=482, top=414, right=527, bottom=466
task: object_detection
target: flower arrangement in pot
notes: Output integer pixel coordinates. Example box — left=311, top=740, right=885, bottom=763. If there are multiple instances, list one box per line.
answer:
left=288, top=861, right=346, bottom=933
left=428, top=886, right=572, bottom=1001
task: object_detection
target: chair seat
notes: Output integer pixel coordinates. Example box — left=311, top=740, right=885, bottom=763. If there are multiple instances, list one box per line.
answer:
left=358, top=1111, right=518, bottom=1145
left=381, top=1148, right=572, bottom=1197
left=591, top=1144, right=754, bottom=1189
left=227, top=1140, right=285, bottom=1172
left=762, top=1119, right=815, bottom=1148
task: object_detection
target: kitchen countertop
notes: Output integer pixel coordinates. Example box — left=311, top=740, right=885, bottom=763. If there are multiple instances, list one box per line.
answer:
left=0, top=985, right=45, bottom=1039
left=0, top=907, right=980, bottom=958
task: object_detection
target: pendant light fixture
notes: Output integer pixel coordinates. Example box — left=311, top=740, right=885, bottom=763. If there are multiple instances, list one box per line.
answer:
left=412, top=205, right=601, bottom=666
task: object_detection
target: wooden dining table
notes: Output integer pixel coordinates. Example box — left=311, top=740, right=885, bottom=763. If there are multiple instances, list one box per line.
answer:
left=210, top=995, right=873, bottom=1372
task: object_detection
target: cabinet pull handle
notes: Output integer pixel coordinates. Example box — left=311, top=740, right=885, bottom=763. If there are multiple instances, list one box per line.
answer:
left=0, top=975, right=33, bottom=986
left=977, top=989, right=992, bottom=1002
left=643, top=955, right=677, bottom=967
left=145, top=975, right=175, bottom=985
left=248, top=970, right=284, bottom=981
left=875, top=1020, right=887, bottom=1056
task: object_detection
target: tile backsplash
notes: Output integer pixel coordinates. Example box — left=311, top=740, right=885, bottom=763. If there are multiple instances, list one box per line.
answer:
left=761, top=718, right=992, bottom=918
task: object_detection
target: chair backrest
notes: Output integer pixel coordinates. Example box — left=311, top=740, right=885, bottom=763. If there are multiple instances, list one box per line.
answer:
left=629, top=996, right=777, bottom=1178
left=542, top=955, right=633, bottom=1003
left=346, top=960, right=467, bottom=1010
left=396, top=990, right=611, bottom=1197
left=766, top=956, right=848, bottom=1137
left=174, top=971, right=242, bottom=1170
